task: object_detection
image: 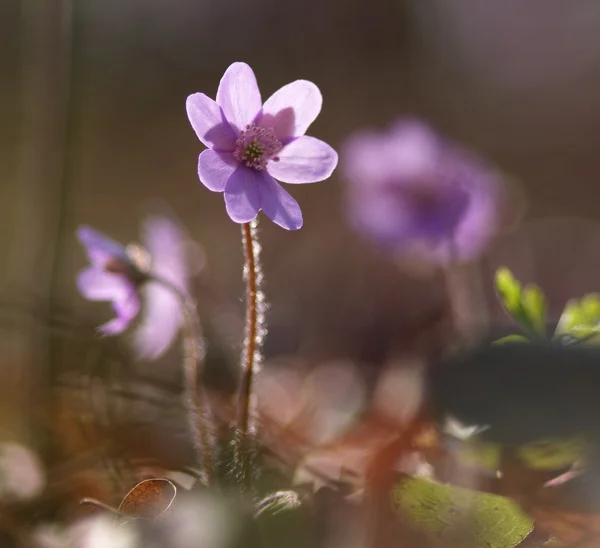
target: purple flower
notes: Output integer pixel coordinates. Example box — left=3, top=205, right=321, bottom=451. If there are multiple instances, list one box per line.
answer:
left=342, top=118, right=500, bottom=264
left=186, top=62, right=338, bottom=230
left=77, top=226, right=143, bottom=336
left=77, top=217, right=189, bottom=359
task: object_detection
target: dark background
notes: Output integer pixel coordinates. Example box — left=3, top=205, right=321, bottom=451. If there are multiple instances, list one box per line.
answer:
left=5, top=0, right=600, bottom=443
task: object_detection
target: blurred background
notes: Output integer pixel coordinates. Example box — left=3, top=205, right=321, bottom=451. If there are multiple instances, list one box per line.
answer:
left=5, top=0, right=600, bottom=513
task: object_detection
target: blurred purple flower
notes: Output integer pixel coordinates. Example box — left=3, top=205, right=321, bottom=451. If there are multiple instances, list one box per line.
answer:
left=132, top=217, right=190, bottom=360
left=77, top=226, right=143, bottom=336
left=186, top=62, right=338, bottom=230
left=342, top=118, right=500, bottom=264
left=77, top=217, right=189, bottom=359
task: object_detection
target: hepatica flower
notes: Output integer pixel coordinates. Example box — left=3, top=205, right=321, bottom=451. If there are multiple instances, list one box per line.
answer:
left=77, top=217, right=189, bottom=359
left=342, top=118, right=500, bottom=264
left=186, top=62, right=338, bottom=230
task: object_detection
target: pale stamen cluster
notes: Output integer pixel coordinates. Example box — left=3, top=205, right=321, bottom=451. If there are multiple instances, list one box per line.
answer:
left=234, top=123, right=282, bottom=170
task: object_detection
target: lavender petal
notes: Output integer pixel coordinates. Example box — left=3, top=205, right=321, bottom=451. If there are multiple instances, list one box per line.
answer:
left=259, top=176, right=303, bottom=230
left=198, top=150, right=239, bottom=192
left=216, top=62, right=262, bottom=134
left=267, top=136, right=338, bottom=184
left=223, top=167, right=262, bottom=223
left=259, top=80, right=322, bottom=141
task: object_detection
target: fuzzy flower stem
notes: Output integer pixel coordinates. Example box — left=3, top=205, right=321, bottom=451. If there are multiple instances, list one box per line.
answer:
left=237, top=220, right=263, bottom=438
left=153, top=276, right=214, bottom=486
left=443, top=259, right=489, bottom=347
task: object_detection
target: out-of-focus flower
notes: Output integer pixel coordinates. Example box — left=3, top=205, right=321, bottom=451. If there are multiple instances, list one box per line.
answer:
left=342, top=118, right=500, bottom=264
left=131, top=218, right=190, bottom=360
left=34, top=516, right=139, bottom=548
left=71, top=516, right=139, bottom=548
left=77, top=216, right=189, bottom=359
left=77, top=226, right=145, bottom=336
left=256, top=358, right=366, bottom=449
left=157, top=495, right=234, bottom=548
left=0, top=442, right=45, bottom=501
left=291, top=361, right=429, bottom=493
left=186, top=62, right=338, bottom=230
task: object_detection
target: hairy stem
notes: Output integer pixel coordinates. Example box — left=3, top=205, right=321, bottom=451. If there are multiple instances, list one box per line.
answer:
left=236, top=220, right=264, bottom=437
left=444, top=260, right=488, bottom=347
left=154, top=277, right=214, bottom=486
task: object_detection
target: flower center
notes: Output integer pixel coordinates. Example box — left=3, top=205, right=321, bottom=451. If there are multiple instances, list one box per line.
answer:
left=234, top=123, right=282, bottom=170
left=125, top=243, right=152, bottom=274
left=103, top=244, right=151, bottom=285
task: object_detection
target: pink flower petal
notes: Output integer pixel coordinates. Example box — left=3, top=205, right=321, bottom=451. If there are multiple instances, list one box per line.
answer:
left=77, top=225, right=128, bottom=267
left=77, top=268, right=130, bottom=302
left=134, top=216, right=189, bottom=359
left=133, top=282, right=182, bottom=359
left=142, top=216, right=188, bottom=293
left=216, top=62, right=262, bottom=134
left=223, top=167, right=262, bottom=223
left=99, top=294, right=140, bottom=336
left=186, top=93, right=237, bottom=151
left=342, top=131, right=393, bottom=185
left=260, top=80, right=322, bottom=141
left=342, top=122, right=440, bottom=186
left=267, top=136, right=338, bottom=184
left=198, top=150, right=238, bottom=192
left=259, top=177, right=303, bottom=230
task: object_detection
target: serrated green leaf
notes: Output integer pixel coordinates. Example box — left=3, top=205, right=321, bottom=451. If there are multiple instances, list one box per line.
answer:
left=555, top=299, right=580, bottom=335
left=563, top=326, right=600, bottom=344
left=449, top=436, right=584, bottom=472
left=556, top=293, right=600, bottom=341
left=495, top=268, right=542, bottom=338
left=493, top=335, right=529, bottom=345
left=581, top=293, right=600, bottom=318
left=495, top=268, right=522, bottom=316
left=522, top=284, right=547, bottom=337
left=394, top=477, right=533, bottom=548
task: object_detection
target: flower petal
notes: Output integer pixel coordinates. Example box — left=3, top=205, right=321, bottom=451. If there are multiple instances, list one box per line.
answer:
left=77, top=226, right=128, bottom=267
left=141, top=216, right=188, bottom=293
left=133, top=282, right=182, bottom=359
left=341, top=131, right=395, bottom=185
left=77, top=268, right=131, bottom=302
left=216, top=62, right=262, bottom=133
left=267, top=136, right=338, bottom=184
left=342, top=121, right=440, bottom=187
left=185, top=93, right=237, bottom=151
left=260, top=80, right=322, bottom=141
left=134, top=216, right=188, bottom=359
left=198, top=150, right=238, bottom=192
left=453, top=179, right=499, bottom=261
left=259, top=177, right=303, bottom=230
left=223, top=167, right=262, bottom=223
left=386, top=118, right=441, bottom=177
left=99, top=294, right=140, bottom=336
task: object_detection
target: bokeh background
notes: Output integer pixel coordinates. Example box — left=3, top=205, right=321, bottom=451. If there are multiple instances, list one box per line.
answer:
left=5, top=0, right=600, bottom=469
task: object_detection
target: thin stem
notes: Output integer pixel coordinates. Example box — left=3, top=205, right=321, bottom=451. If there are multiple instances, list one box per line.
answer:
left=236, top=220, right=264, bottom=438
left=79, top=498, right=122, bottom=516
left=153, top=277, right=214, bottom=486
left=443, top=260, right=489, bottom=348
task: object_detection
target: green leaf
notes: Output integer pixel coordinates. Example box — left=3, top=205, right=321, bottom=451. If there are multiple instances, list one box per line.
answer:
left=521, top=284, right=547, bottom=337
left=516, top=437, right=585, bottom=470
left=495, top=267, right=547, bottom=338
left=493, top=335, right=529, bottom=345
left=447, top=436, right=584, bottom=472
left=394, top=477, right=533, bottom=547
left=556, top=293, right=600, bottom=341
left=555, top=299, right=581, bottom=335
left=495, top=268, right=522, bottom=317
